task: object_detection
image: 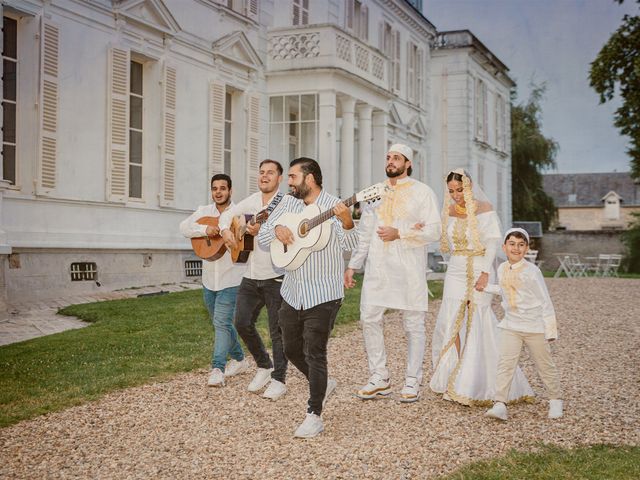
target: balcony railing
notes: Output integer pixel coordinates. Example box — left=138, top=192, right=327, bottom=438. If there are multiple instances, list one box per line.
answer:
left=267, top=24, right=389, bottom=90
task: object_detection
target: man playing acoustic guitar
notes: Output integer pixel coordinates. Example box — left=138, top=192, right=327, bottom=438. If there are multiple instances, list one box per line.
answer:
left=180, top=174, right=248, bottom=387
left=219, top=160, right=289, bottom=401
left=258, top=157, right=359, bottom=438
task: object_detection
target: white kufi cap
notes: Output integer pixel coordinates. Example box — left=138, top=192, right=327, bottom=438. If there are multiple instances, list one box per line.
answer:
left=388, top=144, right=413, bottom=162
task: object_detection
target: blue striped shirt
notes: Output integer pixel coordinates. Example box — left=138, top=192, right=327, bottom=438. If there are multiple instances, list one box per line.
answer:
left=258, top=190, right=359, bottom=309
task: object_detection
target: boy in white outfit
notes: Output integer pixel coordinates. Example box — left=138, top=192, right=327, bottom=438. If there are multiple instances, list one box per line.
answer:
left=478, top=228, right=563, bottom=420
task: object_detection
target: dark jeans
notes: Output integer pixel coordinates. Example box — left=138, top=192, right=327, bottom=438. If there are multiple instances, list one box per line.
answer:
left=234, top=276, right=287, bottom=383
left=279, top=299, right=342, bottom=415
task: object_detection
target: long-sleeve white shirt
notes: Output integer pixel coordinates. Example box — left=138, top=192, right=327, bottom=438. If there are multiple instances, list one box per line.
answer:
left=348, top=177, right=441, bottom=311
left=258, top=190, right=359, bottom=310
left=179, top=203, right=246, bottom=292
left=218, top=191, right=284, bottom=281
left=485, top=259, right=558, bottom=339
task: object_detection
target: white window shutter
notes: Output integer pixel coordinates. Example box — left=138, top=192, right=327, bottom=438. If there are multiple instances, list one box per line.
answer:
left=107, top=47, right=130, bottom=202
left=246, top=93, right=260, bottom=194
left=345, top=0, right=354, bottom=30
left=378, top=22, right=384, bottom=50
left=38, top=20, right=59, bottom=194
left=394, top=30, right=401, bottom=92
left=160, top=63, right=176, bottom=207
left=362, top=6, right=369, bottom=41
left=247, top=0, right=259, bottom=21
left=209, top=81, right=225, bottom=179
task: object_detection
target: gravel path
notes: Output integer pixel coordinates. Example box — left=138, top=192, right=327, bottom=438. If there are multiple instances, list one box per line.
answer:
left=1, top=278, right=639, bottom=479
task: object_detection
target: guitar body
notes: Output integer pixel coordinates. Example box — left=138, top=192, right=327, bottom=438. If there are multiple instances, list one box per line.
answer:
left=270, top=204, right=332, bottom=271
left=230, top=214, right=255, bottom=263
left=191, top=217, right=227, bottom=261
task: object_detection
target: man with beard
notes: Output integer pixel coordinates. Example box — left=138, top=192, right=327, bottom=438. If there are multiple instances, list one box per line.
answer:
left=258, top=157, right=358, bottom=438
left=180, top=174, right=248, bottom=387
left=344, top=144, right=440, bottom=403
left=219, top=160, right=289, bottom=400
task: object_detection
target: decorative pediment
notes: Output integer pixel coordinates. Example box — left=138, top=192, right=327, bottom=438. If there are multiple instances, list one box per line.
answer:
left=212, top=31, right=263, bottom=70
left=116, top=0, right=180, bottom=36
left=408, top=115, right=427, bottom=138
left=388, top=103, right=404, bottom=127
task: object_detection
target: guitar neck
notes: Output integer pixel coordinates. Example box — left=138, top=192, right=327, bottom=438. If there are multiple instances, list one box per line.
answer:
left=308, top=194, right=356, bottom=230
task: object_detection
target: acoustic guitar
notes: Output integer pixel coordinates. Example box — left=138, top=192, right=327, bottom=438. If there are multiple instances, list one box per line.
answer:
left=191, top=217, right=226, bottom=261
left=228, top=209, right=270, bottom=263
left=270, top=184, right=386, bottom=271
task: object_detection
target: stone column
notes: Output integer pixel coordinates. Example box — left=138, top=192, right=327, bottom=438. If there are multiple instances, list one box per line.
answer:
left=318, top=91, right=338, bottom=195
left=339, top=96, right=356, bottom=198
left=371, top=110, right=388, bottom=183
left=357, top=104, right=373, bottom=190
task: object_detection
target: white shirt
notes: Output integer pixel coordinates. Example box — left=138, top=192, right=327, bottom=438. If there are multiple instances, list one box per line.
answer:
left=485, top=259, right=558, bottom=339
left=348, top=177, right=441, bottom=311
left=179, top=202, right=246, bottom=292
left=258, top=190, right=359, bottom=309
left=218, top=191, right=284, bottom=281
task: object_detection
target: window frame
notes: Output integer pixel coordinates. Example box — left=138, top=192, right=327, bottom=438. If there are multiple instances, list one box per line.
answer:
left=128, top=59, right=144, bottom=200
left=2, top=14, right=18, bottom=186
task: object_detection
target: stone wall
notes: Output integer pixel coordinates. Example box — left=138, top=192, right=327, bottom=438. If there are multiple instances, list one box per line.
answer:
left=537, top=230, right=625, bottom=271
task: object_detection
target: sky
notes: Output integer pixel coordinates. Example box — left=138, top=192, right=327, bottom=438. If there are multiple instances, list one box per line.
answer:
left=424, top=0, right=638, bottom=174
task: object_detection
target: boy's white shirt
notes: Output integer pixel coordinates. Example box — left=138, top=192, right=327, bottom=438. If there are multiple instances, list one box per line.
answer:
left=484, top=259, right=558, bottom=340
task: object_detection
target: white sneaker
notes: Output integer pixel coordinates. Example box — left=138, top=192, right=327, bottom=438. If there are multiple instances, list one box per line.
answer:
left=399, top=377, right=420, bottom=403
left=248, top=367, right=274, bottom=392
left=485, top=402, right=508, bottom=421
left=323, top=378, right=337, bottom=408
left=207, top=368, right=225, bottom=387
left=262, top=379, right=287, bottom=400
left=356, top=374, right=392, bottom=399
left=548, top=399, right=563, bottom=419
left=294, top=413, right=324, bottom=439
left=224, top=358, right=249, bottom=377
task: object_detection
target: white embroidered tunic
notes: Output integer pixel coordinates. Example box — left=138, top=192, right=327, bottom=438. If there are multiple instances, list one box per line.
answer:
left=348, top=177, right=441, bottom=311
left=485, top=259, right=558, bottom=340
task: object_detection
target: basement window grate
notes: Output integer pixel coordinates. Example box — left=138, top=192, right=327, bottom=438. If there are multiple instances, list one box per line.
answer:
left=185, top=260, right=202, bottom=277
left=70, top=262, right=98, bottom=281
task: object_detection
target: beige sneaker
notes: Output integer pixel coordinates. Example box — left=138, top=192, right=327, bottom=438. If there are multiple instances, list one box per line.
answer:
left=399, top=377, right=420, bottom=403
left=356, top=374, right=391, bottom=399
left=224, top=358, right=249, bottom=377
left=207, top=368, right=225, bottom=387
left=294, top=413, right=323, bottom=439
left=262, top=379, right=287, bottom=400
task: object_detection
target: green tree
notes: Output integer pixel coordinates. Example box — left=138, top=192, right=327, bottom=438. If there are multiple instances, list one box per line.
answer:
left=621, top=212, right=640, bottom=272
left=589, top=0, right=640, bottom=179
left=511, top=86, right=558, bottom=231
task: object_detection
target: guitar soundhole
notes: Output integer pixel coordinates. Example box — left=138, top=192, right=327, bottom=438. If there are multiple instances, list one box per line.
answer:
left=298, top=221, right=309, bottom=238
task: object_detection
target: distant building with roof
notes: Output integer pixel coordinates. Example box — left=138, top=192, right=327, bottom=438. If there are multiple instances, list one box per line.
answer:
left=542, top=172, right=640, bottom=231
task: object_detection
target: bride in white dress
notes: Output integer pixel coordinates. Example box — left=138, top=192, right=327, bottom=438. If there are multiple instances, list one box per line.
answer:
left=430, top=168, right=534, bottom=406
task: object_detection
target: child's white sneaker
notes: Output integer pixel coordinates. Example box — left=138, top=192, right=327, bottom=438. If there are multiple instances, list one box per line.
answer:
left=485, top=402, right=508, bottom=421
left=548, top=399, right=563, bottom=419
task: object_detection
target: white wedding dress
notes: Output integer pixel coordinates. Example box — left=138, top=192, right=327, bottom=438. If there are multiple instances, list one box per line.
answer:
left=430, top=211, right=534, bottom=406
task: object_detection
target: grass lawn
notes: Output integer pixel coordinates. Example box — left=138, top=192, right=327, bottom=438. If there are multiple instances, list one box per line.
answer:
left=0, top=276, right=442, bottom=427
left=444, top=444, right=640, bottom=480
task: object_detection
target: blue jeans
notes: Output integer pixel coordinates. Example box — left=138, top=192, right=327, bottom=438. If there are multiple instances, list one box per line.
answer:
left=203, top=286, right=244, bottom=370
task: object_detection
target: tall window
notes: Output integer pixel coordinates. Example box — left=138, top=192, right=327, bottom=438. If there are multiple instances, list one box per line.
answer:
left=382, top=22, right=400, bottom=92
left=407, top=42, right=423, bottom=104
left=129, top=60, right=143, bottom=198
left=224, top=91, right=232, bottom=174
left=269, top=94, right=318, bottom=162
left=2, top=16, right=17, bottom=185
left=293, top=0, right=309, bottom=26
left=475, top=78, right=487, bottom=142
left=347, top=0, right=368, bottom=41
